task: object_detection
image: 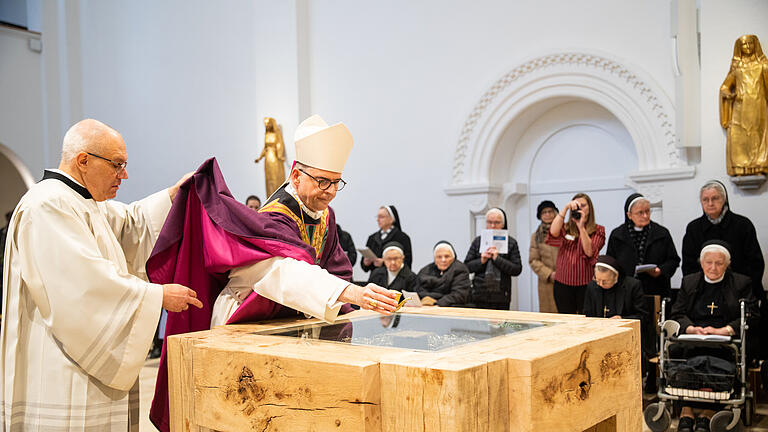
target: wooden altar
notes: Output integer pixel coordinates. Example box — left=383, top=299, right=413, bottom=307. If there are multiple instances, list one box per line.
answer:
left=167, top=308, right=642, bottom=431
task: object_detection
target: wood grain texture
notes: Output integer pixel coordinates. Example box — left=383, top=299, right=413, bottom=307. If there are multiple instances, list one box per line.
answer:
left=169, top=308, right=641, bottom=431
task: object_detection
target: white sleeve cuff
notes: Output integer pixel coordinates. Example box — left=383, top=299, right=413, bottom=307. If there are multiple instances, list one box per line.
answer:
left=327, top=283, right=350, bottom=310
left=247, top=257, right=353, bottom=323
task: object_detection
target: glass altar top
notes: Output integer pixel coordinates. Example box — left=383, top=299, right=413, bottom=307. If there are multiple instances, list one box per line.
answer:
left=255, top=313, right=558, bottom=352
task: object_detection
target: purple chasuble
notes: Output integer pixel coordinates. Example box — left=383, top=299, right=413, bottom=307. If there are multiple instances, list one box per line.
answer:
left=147, top=158, right=352, bottom=431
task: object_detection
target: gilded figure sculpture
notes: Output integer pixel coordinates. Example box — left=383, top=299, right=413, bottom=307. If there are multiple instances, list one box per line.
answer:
left=255, top=117, right=287, bottom=197
left=720, top=34, right=768, bottom=176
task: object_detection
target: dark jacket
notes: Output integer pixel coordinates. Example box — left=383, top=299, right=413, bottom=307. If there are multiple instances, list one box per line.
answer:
left=682, top=211, right=764, bottom=297
left=360, top=226, right=413, bottom=272
left=670, top=270, right=758, bottom=335
left=607, top=221, right=680, bottom=297
left=583, top=276, right=648, bottom=323
left=464, top=235, right=522, bottom=308
left=416, top=261, right=470, bottom=307
left=368, top=265, right=419, bottom=293
left=336, top=224, right=357, bottom=267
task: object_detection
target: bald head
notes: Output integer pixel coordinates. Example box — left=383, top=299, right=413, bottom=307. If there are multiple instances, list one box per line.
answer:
left=61, top=119, right=123, bottom=164
left=59, top=119, right=128, bottom=201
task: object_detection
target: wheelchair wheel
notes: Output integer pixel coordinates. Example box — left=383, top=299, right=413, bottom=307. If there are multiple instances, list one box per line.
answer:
left=642, top=402, right=670, bottom=432
left=743, top=397, right=753, bottom=426
left=710, top=410, right=742, bottom=432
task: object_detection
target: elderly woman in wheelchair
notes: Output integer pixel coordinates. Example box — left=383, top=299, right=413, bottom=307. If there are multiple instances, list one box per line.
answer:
left=665, top=240, right=759, bottom=432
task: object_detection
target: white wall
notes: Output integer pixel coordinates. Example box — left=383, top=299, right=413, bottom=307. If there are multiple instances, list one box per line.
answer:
left=77, top=0, right=304, bottom=204
left=2, top=0, right=767, bottom=301
left=305, top=0, right=677, bottom=280
left=0, top=25, right=44, bottom=176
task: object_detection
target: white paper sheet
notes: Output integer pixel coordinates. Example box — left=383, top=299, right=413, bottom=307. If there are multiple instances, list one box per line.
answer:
left=480, top=229, right=508, bottom=254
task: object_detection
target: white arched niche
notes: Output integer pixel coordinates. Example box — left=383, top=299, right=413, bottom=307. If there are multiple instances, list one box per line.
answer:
left=0, top=142, right=34, bottom=221
left=511, top=101, right=638, bottom=312
left=445, top=52, right=696, bottom=311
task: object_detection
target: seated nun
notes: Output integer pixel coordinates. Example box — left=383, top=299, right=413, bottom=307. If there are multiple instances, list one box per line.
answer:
left=583, top=255, right=647, bottom=322
left=584, top=255, right=651, bottom=384
left=361, top=205, right=413, bottom=274
left=670, top=240, right=759, bottom=432
left=417, top=241, right=470, bottom=307
left=368, top=242, right=419, bottom=293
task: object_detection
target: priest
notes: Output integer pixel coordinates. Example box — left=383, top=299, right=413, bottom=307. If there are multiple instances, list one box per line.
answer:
left=148, top=115, right=399, bottom=431
left=0, top=119, right=202, bottom=431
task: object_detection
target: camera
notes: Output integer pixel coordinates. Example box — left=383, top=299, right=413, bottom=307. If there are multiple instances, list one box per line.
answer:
left=571, top=209, right=581, bottom=221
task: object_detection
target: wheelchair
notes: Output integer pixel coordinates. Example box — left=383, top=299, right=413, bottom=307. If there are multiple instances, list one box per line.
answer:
left=644, top=298, right=753, bottom=432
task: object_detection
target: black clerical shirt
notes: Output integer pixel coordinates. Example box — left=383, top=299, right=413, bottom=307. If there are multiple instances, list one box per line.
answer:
left=601, top=287, right=618, bottom=318
left=691, top=280, right=727, bottom=328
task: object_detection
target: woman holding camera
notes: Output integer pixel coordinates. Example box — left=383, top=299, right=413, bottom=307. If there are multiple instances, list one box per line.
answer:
left=546, top=193, right=605, bottom=314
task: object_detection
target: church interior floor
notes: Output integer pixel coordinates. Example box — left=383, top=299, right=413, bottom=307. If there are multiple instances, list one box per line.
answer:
left=639, top=392, right=768, bottom=432
left=138, top=358, right=768, bottom=431
left=140, top=358, right=161, bottom=432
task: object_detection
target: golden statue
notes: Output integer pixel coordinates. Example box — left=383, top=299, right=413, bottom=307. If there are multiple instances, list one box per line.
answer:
left=255, top=117, right=287, bottom=197
left=720, top=34, right=768, bottom=176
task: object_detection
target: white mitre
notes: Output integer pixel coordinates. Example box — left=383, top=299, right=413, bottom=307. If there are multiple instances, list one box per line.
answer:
left=294, top=114, right=353, bottom=173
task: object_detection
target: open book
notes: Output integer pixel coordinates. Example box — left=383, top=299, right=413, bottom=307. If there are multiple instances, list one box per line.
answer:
left=634, top=264, right=657, bottom=274
left=676, top=334, right=731, bottom=342
left=357, top=247, right=378, bottom=261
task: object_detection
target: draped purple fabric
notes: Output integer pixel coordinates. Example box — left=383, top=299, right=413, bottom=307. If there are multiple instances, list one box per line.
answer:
left=147, top=158, right=352, bottom=431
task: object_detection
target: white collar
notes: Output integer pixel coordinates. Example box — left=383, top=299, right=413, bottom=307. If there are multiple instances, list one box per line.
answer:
left=705, top=274, right=725, bottom=284
left=707, top=207, right=729, bottom=225
left=285, top=183, right=323, bottom=219
left=387, top=266, right=402, bottom=283
left=48, top=169, right=86, bottom=189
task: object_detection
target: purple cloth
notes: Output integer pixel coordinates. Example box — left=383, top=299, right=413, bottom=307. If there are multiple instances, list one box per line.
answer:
left=147, top=158, right=352, bottom=431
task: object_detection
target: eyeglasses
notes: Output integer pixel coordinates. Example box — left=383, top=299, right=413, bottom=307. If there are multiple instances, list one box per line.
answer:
left=298, top=168, right=346, bottom=191
left=701, top=196, right=723, bottom=204
left=593, top=276, right=616, bottom=287
left=87, top=152, right=127, bottom=173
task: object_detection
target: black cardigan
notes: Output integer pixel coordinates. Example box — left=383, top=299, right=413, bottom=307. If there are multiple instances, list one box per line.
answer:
left=368, top=265, right=420, bottom=293
left=583, top=276, right=648, bottom=323
left=360, top=227, right=413, bottom=273
left=606, top=221, right=680, bottom=297
left=670, top=271, right=758, bottom=335
left=416, top=261, right=470, bottom=307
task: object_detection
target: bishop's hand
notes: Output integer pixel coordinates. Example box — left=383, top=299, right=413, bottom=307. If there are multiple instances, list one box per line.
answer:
left=338, top=283, right=398, bottom=314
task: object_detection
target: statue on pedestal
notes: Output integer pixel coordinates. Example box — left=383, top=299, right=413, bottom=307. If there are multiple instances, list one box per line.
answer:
left=255, top=117, right=286, bottom=198
left=720, top=34, right=768, bottom=177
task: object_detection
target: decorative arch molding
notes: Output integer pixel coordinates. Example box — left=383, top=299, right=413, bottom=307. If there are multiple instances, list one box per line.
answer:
left=446, top=51, right=695, bottom=197
left=0, top=141, right=35, bottom=189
